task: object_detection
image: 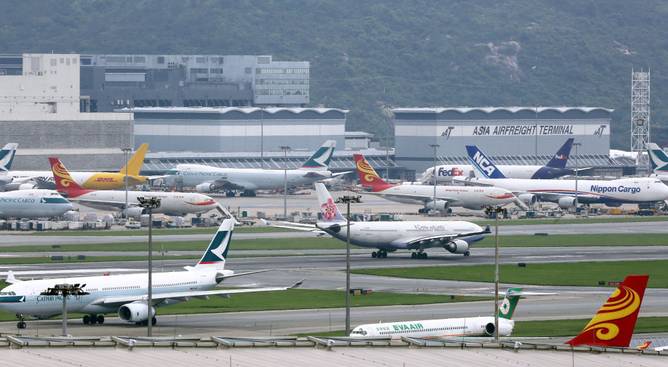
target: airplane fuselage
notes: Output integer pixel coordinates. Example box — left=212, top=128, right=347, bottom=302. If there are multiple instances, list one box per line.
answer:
left=371, top=183, right=517, bottom=210
left=0, top=189, right=72, bottom=218
left=350, top=317, right=513, bottom=339
left=425, top=164, right=571, bottom=183
left=9, top=171, right=146, bottom=190
left=70, top=190, right=218, bottom=215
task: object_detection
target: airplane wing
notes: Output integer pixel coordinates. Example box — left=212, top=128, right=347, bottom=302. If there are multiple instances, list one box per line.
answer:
left=400, top=227, right=491, bottom=249
left=260, top=218, right=323, bottom=232
left=68, top=198, right=133, bottom=210
left=92, top=280, right=303, bottom=307
left=362, top=190, right=459, bottom=204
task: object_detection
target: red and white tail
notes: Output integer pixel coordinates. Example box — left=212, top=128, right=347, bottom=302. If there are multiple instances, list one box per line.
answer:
left=48, top=157, right=90, bottom=198
left=566, top=275, right=649, bottom=348
left=353, top=154, right=393, bottom=192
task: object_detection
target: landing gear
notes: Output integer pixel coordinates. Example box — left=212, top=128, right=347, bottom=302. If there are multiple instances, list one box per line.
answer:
left=138, top=317, right=157, bottom=326
left=411, top=251, right=428, bottom=259
left=83, top=314, right=105, bottom=325
left=240, top=190, right=256, bottom=197
left=16, top=314, right=26, bottom=329
left=225, top=191, right=236, bottom=197
left=464, top=251, right=471, bottom=257
left=371, top=249, right=388, bottom=258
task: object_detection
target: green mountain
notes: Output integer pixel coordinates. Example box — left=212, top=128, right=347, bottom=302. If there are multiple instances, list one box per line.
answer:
left=2, top=0, right=667, bottom=148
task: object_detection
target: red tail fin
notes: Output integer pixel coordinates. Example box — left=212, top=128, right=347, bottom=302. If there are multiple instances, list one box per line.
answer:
left=48, top=157, right=90, bottom=198
left=353, top=154, right=393, bottom=192
left=566, top=275, right=649, bottom=348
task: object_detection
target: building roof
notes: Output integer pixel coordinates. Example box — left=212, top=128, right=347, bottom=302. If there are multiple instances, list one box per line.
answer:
left=392, top=106, right=613, bottom=114
left=126, top=107, right=349, bottom=115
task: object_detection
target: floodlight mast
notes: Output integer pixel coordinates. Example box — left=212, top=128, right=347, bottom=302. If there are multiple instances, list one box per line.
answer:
left=137, top=196, right=161, bottom=336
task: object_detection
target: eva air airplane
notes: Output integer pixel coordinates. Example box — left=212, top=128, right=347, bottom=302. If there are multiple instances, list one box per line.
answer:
left=0, top=218, right=300, bottom=329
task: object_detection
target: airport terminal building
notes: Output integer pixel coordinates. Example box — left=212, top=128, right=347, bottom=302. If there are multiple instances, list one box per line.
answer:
left=393, top=107, right=618, bottom=177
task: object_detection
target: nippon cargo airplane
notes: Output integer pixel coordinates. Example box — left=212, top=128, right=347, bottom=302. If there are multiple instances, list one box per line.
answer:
left=0, top=189, right=72, bottom=218
left=50, top=157, right=218, bottom=217
left=350, top=288, right=522, bottom=339
left=0, top=218, right=301, bottom=329
left=353, top=154, right=524, bottom=212
left=457, top=147, right=668, bottom=208
left=421, top=138, right=575, bottom=183
left=264, top=183, right=490, bottom=259
left=6, top=143, right=151, bottom=191
left=165, top=140, right=342, bottom=196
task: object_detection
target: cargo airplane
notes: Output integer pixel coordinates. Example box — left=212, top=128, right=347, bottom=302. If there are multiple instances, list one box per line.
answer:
left=0, top=143, right=19, bottom=187
left=354, top=154, right=524, bottom=212
left=0, top=218, right=300, bottom=329
left=647, top=143, right=668, bottom=182
left=264, top=183, right=491, bottom=258
left=0, top=189, right=72, bottom=218
left=6, top=143, right=150, bottom=190
left=422, top=138, right=575, bottom=183
left=350, top=288, right=522, bottom=339
left=165, top=140, right=341, bottom=196
left=50, top=157, right=218, bottom=217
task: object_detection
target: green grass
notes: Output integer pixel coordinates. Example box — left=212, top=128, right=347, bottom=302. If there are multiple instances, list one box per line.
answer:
left=0, top=288, right=485, bottom=321
left=28, top=226, right=294, bottom=236
left=471, top=216, right=668, bottom=227
left=353, top=260, right=668, bottom=288
left=474, top=233, right=668, bottom=247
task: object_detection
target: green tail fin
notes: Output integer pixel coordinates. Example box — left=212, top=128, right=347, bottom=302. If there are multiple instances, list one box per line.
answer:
left=498, top=288, right=522, bottom=320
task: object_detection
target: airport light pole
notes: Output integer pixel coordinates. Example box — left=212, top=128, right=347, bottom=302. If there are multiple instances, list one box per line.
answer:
left=573, top=142, right=581, bottom=212
left=41, top=283, right=88, bottom=336
left=492, top=206, right=503, bottom=343
left=429, top=144, right=440, bottom=211
left=336, top=194, right=361, bottom=336
left=280, top=146, right=291, bottom=219
left=137, top=196, right=161, bottom=337
left=122, top=147, right=131, bottom=218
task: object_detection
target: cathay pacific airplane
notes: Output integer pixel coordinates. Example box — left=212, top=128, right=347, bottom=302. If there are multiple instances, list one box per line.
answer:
left=165, top=140, right=341, bottom=196
left=647, top=143, right=668, bottom=182
left=350, top=288, right=522, bottom=339
left=0, top=189, right=72, bottom=218
left=0, top=143, right=19, bottom=187
left=422, top=138, right=575, bottom=183
left=0, top=218, right=300, bottom=329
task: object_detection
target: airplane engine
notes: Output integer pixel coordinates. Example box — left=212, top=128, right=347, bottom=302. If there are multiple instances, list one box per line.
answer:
left=558, top=197, right=577, bottom=209
left=484, top=322, right=495, bottom=336
left=122, top=207, right=144, bottom=219
left=518, top=193, right=537, bottom=207
left=425, top=200, right=449, bottom=212
left=118, top=301, right=155, bottom=322
left=2, top=182, right=37, bottom=191
left=195, top=183, right=214, bottom=193
left=444, top=239, right=469, bottom=254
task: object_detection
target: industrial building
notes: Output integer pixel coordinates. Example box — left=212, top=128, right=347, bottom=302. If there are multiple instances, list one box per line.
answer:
left=393, top=107, right=625, bottom=177
left=0, top=53, right=133, bottom=170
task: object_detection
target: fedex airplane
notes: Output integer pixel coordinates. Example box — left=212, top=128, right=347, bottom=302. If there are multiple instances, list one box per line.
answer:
left=165, top=140, right=340, bottom=196
left=50, top=157, right=218, bottom=217
left=350, top=288, right=522, bottom=339
left=422, top=138, right=575, bottom=183
left=457, top=146, right=668, bottom=208
left=0, top=218, right=300, bottom=329
left=353, top=154, right=523, bottom=212
left=265, top=183, right=490, bottom=259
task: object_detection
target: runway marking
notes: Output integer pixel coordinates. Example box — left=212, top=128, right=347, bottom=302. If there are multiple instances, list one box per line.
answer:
left=518, top=255, right=585, bottom=259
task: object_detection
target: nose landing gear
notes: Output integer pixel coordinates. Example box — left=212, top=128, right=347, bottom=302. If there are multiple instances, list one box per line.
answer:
left=371, top=249, right=388, bottom=258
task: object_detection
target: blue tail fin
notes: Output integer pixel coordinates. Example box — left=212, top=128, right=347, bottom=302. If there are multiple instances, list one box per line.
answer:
left=195, top=218, right=234, bottom=269
left=465, top=145, right=506, bottom=179
left=300, top=140, right=336, bottom=170
left=545, top=138, right=573, bottom=169
left=0, top=143, right=18, bottom=172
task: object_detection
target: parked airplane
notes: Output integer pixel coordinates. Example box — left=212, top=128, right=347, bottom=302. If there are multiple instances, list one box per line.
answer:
left=0, top=218, right=300, bottom=329
left=6, top=143, right=150, bottom=190
left=457, top=153, right=668, bottom=208
left=0, top=143, right=19, bottom=187
left=422, top=138, right=575, bottom=183
left=265, top=183, right=490, bottom=258
left=350, top=288, right=522, bottom=339
left=567, top=274, right=648, bottom=348
left=165, top=140, right=340, bottom=196
left=647, top=143, right=668, bottom=182
left=354, top=154, right=523, bottom=212
left=50, top=157, right=218, bottom=217
left=0, top=189, right=72, bottom=218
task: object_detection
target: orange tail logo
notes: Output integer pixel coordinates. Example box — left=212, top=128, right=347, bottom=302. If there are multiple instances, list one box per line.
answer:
left=566, top=275, right=649, bottom=348
left=49, top=157, right=89, bottom=197
left=353, top=154, right=393, bottom=192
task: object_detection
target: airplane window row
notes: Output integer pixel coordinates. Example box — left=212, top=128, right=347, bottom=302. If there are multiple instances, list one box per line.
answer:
left=102, top=285, right=141, bottom=291
left=378, top=325, right=467, bottom=335
left=155, top=281, right=197, bottom=287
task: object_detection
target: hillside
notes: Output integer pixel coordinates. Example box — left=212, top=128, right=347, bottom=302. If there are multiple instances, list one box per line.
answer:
left=2, top=0, right=668, bottom=148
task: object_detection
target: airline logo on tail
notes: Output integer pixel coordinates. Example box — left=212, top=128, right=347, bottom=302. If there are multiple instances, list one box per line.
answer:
left=545, top=138, right=574, bottom=169
left=119, top=143, right=149, bottom=176
left=498, top=287, right=522, bottom=320
left=353, top=154, right=393, bottom=191
left=647, top=143, right=668, bottom=172
left=196, top=219, right=234, bottom=268
left=314, top=183, right=345, bottom=223
left=48, top=157, right=90, bottom=197
left=301, top=140, right=336, bottom=170
left=466, top=146, right=506, bottom=179
left=0, top=143, right=18, bottom=172
left=566, top=274, right=649, bottom=348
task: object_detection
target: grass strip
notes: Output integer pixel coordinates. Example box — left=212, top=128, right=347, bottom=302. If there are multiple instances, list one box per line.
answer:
left=353, top=260, right=668, bottom=288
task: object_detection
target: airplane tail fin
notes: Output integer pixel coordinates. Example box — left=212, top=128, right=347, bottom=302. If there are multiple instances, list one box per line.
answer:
left=566, top=275, right=649, bottom=348
left=120, top=143, right=149, bottom=176
left=647, top=143, right=668, bottom=172
left=465, top=145, right=506, bottom=179
left=194, top=218, right=234, bottom=270
left=48, top=157, right=90, bottom=198
left=300, top=140, right=336, bottom=170
left=314, top=183, right=346, bottom=223
left=0, top=143, right=18, bottom=172
left=353, top=153, right=393, bottom=191
left=546, top=138, right=574, bottom=169
left=498, top=287, right=523, bottom=320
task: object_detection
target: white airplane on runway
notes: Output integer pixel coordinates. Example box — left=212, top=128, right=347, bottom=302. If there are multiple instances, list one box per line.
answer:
left=421, top=138, right=575, bottom=183
left=265, top=183, right=490, bottom=259
left=354, top=154, right=524, bottom=212
left=457, top=148, right=668, bottom=208
left=350, top=288, right=522, bottom=339
left=0, top=189, right=72, bottom=218
left=165, top=140, right=343, bottom=196
left=0, top=218, right=301, bottom=329
left=50, top=157, right=218, bottom=217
